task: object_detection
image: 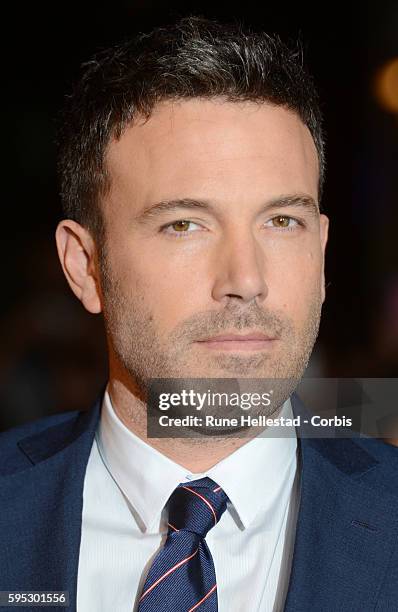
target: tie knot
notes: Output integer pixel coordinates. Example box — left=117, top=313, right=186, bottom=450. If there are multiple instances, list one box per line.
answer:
left=167, top=477, right=228, bottom=538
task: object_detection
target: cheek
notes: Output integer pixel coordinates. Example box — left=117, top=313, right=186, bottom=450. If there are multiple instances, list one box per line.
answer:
left=266, top=248, right=323, bottom=315
left=121, top=246, right=211, bottom=329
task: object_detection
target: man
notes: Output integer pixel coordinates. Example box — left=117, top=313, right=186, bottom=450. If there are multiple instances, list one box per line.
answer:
left=0, top=16, right=397, bottom=612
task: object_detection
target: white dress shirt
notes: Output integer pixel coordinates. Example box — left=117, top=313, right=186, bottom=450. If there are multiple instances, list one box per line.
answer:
left=77, top=391, right=300, bottom=612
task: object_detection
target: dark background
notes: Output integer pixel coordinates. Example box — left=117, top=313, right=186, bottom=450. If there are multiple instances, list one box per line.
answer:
left=1, top=1, right=397, bottom=430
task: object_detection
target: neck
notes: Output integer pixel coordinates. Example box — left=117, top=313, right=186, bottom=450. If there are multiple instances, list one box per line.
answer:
left=107, top=377, right=254, bottom=472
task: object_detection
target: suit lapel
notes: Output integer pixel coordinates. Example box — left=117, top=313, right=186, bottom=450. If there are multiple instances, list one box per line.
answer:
left=0, top=401, right=100, bottom=610
left=285, top=396, right=398, bottom=611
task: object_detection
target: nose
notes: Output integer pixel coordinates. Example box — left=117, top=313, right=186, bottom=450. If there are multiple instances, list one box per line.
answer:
left=211, top=228, right=268, bottom=304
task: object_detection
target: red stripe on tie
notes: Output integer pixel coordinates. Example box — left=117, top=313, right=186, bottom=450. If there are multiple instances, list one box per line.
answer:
left=182, top=486, right=218, bottom=525
left=139, top=548, right=199, bottom=602
left=212, top=486, right=222, bottom=493
left=188, top=584, right=217, bottom=611
left=167, top=522, right=179, bottom=532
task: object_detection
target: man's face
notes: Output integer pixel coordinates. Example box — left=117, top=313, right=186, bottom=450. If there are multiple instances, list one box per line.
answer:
left=99, top=99, right=328, bottom=388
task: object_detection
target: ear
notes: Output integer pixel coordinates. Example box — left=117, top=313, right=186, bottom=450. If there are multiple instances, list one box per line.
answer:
left=55, top=220, right=102, bottom=314
left=319, top=214, right=329, bottom=304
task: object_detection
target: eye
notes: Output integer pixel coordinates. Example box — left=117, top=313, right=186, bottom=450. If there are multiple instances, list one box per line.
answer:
left=161, top=219, right=203, bottom=236
left=265, top=215, right=300, bottom=230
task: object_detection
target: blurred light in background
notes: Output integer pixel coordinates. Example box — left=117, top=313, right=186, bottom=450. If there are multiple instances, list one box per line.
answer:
left=375, top=57, right=398, bottom=113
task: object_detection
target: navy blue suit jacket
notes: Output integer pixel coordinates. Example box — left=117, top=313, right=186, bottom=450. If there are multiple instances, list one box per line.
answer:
left=0, top=395, right=397, bottom=611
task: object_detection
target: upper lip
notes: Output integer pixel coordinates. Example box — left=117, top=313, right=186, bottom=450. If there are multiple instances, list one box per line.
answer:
left=198, top=332, right=276, bottom=342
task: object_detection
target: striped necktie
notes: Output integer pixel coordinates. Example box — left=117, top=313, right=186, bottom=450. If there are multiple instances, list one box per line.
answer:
left=137, top=477, right=228, bottom=612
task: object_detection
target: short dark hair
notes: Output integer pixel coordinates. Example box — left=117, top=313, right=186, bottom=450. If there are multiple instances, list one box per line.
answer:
left=57, top=16, right=325, bottom=239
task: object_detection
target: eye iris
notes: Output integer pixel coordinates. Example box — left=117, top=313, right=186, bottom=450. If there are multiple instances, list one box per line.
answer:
left=273, top=216, right=289, bottom=227
left=172, top=220, right=190, bottom=231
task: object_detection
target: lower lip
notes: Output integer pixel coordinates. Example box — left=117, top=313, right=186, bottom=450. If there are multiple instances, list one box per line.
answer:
left=197, top=339, right=277, bottom=351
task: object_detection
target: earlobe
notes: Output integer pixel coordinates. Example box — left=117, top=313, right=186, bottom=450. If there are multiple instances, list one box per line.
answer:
left=55, top=220, right=102, bottom=314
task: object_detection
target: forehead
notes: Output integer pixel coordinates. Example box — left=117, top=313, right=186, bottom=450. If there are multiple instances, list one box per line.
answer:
left=105, top=99, right=319, bottom=212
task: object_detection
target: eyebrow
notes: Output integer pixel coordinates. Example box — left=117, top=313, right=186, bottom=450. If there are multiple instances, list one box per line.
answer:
left=134, top=194, right=319, bottom=223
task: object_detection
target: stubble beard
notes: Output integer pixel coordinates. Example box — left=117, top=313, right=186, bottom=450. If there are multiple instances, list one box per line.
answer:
left=99, top=252, right=322, bottom=439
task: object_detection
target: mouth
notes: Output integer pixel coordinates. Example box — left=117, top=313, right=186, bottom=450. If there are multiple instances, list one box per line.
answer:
left=195, top=332, right=278, bottom=352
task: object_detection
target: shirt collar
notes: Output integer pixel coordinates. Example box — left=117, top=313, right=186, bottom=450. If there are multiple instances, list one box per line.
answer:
left=205, top=399, right=297, bottom=528
left=97, top=390, right=188, bottom=533
left=97, top=389, right=297, bottom=532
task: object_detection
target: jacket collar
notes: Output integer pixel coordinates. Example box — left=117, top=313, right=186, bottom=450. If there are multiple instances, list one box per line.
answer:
left=17, top=398, right=100, bottom=466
